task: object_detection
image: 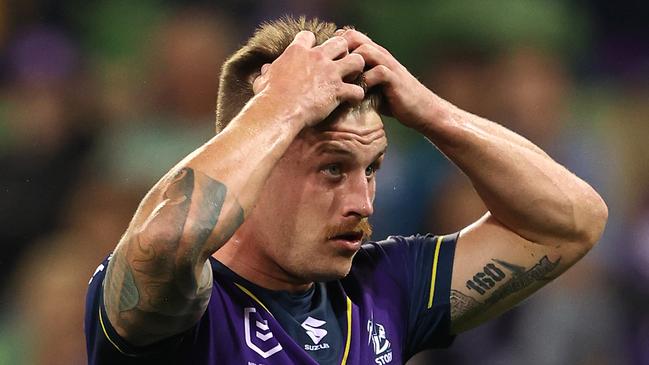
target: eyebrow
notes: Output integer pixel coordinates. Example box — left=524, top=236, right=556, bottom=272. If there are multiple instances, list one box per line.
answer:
left=317, top=145, right=352, bottom=156
left=316, top=144, right=387, bottom=161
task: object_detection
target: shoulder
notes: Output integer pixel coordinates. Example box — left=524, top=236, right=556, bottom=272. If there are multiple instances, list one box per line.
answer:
left=354, top=233, right=456, bottom=264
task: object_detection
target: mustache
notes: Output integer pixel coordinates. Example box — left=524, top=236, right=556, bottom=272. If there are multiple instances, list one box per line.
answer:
left=325, top=218, right=373, bottom=242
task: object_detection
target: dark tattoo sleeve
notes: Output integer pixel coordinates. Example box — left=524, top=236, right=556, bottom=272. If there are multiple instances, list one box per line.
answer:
left=118, top=262, right=139, bottom=312
left=103, top=167, right=244, bottom=343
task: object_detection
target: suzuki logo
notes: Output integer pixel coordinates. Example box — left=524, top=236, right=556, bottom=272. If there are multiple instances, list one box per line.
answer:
left=301, top=316, right=328, bottom=344
left=244, top=307, right=283, bottom=358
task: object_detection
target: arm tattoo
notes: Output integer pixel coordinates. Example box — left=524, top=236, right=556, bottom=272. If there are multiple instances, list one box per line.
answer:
left=450, top=290, right=480, bottom=319
left=465, top=262, right=507, bottom=295
left=452, top=255, right=560, bottom=321
left=119, top=260, right=139, bottom=311
left=104, top=167, right=243, bottom=341
left=486, top=255, right=560, bottom=305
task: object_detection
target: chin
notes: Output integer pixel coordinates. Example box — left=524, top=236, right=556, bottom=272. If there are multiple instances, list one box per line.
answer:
left=302, top=259, right=353, bottom=282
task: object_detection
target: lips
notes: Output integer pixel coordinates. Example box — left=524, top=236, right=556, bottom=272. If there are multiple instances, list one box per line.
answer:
left=328, top=231, right=364, bottom=253
left=329, top=231, right=364, bottom=242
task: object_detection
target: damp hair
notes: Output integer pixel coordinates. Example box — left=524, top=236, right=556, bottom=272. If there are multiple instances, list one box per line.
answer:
left=215, top=15, right=381, bottom=133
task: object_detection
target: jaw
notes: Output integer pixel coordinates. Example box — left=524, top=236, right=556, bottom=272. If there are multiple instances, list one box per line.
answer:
left=214, top=228, right=358, bottom=292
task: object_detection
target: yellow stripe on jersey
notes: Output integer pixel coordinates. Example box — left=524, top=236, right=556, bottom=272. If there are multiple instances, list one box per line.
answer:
left=340, top=296, right=352, bottom=365
left=234, top=282, right=274, bottom=316
left=98, top=306, right=132, bottom=356
left=427, top=236, right=444, bottom=309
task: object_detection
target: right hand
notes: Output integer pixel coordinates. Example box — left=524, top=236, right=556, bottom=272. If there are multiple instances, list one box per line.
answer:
left=252, top=31, right=366, bottom=128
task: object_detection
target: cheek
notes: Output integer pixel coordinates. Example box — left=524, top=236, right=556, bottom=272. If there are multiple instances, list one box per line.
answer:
left=294, top=184, right=335, bottom=228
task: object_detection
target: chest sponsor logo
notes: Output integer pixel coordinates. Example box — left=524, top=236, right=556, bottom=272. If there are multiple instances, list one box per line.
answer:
left=301, top=316, right=330, bottom=351
left=367, top=319, right=393, bottom=364
left=244, top=307, right=283, bottom=358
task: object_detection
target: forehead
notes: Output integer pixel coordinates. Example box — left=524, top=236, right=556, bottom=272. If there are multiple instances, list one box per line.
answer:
left=297, top=109, right=387, bottom=159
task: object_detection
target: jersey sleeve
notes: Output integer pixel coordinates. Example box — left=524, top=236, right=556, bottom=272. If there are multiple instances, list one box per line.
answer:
left=84, top=255, right=192, bottom=364
left=405, top=233, right=458, bottom=355
left=369, top=233, right=458, bottom=357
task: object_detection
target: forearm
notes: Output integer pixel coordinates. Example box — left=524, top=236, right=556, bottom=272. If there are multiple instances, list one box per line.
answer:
left=102, top=29, right=366, bottom=344
left=104, top=93, right=305, bottom=344
left=420, top=93, right=607, bottom=247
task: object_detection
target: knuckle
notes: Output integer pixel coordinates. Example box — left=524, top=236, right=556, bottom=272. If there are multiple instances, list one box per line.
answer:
left=350, top=53, right=364, bottom=64
left=377, top=65, right=389, bottom=75
left=297, top=30, right=314, bottom=39
left=330, top=35, right=346, bottom=44
left=356, top=43, right=374, bottom=56
left=311, top=49, right=326, bottom=62
left=286, top=43, right=303, bottom=53
left=358, top=43, right=372, bottom=51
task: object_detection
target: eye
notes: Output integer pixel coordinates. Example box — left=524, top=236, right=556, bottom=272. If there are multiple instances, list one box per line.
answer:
left=365, top=162, right=381, bottom=178
left=323, top=164, right=342, bottom=178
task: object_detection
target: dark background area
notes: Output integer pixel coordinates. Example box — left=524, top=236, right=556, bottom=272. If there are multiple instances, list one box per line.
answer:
left=0, top=1, right=648, bottom=363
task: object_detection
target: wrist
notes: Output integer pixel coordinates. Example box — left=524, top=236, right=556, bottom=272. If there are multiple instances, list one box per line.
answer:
left=413, top=93, right=455, bottom=135
left=248, top=91, right=308, bottom=133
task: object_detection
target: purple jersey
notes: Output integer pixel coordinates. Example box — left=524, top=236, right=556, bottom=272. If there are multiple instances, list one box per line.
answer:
left=85, top=233, right=457, bottom=364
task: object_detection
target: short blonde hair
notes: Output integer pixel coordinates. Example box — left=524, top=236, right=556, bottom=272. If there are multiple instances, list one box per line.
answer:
left=215, top=15, right=381, bottom=133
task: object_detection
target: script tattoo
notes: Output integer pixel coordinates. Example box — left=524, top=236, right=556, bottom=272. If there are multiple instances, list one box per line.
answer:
left=451, top=255, right=560, bottom=321
left=486, top=255, right=560, bottom=305
left=104, top=167, right=243, bottom=338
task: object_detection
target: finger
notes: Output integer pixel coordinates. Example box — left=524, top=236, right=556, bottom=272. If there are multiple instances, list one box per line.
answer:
left=291, top=30, right=316, bottom=48
left=252, top=74, right=265, bottom=94
left=316, top=36, right=349, bottom=59
left=353, top=43, right=393, bottom=68
left=363, top=65, right=393, bottom=88
left=260, top=63, right=271, bottom=75
left=340, top=29, right=385, bottom=53
left=252, top=63, right=271, bottom=94
left=337, top=83, right=365, bottom=105
left=335, top=53, right=365, bottom=77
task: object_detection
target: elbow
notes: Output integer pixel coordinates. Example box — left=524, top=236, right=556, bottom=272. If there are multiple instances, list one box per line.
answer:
left=574, top=191, right=608, bottom=251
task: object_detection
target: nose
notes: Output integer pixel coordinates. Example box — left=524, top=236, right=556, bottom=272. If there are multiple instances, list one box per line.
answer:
left=341, top=172, right=374, bottom=218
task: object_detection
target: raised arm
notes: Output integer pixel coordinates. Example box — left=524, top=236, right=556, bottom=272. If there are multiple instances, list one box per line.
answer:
left=102, top=31, right=365, bottom=345
left=340, top=29, right=608, bottom=333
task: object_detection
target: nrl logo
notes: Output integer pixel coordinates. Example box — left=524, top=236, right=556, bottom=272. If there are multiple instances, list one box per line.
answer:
left=244, top=307, right=283, bottom=358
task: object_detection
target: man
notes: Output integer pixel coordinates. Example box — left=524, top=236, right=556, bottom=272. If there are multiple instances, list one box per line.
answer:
left=85, top=17, right=608, bottom=364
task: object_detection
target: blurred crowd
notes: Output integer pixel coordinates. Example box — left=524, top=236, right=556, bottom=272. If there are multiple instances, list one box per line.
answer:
left=0, top=1, right=647, bottom=364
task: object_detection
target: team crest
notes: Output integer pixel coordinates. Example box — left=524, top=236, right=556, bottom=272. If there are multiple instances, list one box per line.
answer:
left=244, top=307, right=283, bottom=358
left=367, top=318, right=393, bottom=364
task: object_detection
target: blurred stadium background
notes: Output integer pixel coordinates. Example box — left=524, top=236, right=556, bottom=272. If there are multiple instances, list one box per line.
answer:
left=0, top=0, right=647, bottom=364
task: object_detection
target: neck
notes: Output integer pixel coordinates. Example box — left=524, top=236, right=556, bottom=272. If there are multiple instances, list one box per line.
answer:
left=213, top=235, right=313, bottom=293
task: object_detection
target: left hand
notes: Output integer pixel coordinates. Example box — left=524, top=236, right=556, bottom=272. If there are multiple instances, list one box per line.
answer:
left=338, top=29, right=436, bottom=130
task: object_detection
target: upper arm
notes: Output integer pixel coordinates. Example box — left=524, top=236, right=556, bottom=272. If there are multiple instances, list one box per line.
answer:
left=449, top=212, right=591, bottom=334
left=103, top=167, right=243, bottom=346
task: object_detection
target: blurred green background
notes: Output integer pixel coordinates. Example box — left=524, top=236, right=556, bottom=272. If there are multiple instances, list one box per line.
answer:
left=0, top=1, right=648, bottom=364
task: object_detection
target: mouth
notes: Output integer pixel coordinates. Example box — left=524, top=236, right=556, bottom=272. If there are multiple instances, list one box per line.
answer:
left=328, top=231, right=364, bottom=252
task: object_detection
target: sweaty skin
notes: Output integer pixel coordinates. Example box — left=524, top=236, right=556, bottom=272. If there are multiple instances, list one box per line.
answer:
left=215, top=108, right=387, bottom=291
left=337, top=29, right=607, bottom=333
left=101, top=27, right=607, bottom=349
left=102, top=31, right=368, bottom=345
